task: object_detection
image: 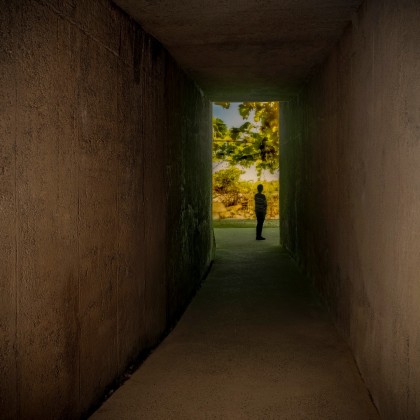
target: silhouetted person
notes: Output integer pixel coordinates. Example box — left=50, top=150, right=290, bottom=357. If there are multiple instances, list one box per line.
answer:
left=254, top=184, right=267, bottom=240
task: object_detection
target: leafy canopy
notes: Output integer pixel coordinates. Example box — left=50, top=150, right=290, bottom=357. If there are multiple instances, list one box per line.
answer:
left=212, top=102, right=279, bottom=176
left=213, top=167, right=244, bottom=195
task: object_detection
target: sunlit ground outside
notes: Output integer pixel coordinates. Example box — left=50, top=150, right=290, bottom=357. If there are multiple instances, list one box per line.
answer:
left=212, top=102, right=279, bottom=228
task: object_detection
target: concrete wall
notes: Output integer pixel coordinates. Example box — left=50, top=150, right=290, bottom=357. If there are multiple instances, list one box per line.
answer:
left=0, top=0, right=212, bottom=418
left=281, top=0, right=420, bottom=418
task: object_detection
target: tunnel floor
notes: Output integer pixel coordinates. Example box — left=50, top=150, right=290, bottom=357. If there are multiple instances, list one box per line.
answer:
left=91, top=228, right=379, bottom=419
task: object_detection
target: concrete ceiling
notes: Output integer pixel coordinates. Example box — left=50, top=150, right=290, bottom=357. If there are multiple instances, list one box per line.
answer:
left=113, top=0, right=362, bottom=100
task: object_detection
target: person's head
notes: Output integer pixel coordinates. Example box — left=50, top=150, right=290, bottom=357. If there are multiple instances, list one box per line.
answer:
left=257, top=184, right=263, bottom=193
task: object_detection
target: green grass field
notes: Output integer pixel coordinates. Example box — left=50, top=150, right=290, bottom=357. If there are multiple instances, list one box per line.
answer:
left=212, top=219, right=280, bottom=228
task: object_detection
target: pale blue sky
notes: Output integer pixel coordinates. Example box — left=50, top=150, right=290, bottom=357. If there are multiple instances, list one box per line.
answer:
left=212, top=102, right=253, bottom=128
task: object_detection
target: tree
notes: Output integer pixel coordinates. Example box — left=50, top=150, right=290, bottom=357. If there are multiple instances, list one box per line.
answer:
left=212, top=167, right=245, bottom=206
left=213, top=167, right=244, bottom=195
left=213, top=102, right=279, bottom=176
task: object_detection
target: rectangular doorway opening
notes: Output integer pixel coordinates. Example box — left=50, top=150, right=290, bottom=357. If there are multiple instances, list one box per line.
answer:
left=212, top=101, right=280, bottom=236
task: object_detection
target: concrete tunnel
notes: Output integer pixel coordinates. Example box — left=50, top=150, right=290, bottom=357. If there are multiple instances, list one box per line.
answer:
left=0, top=0, right=419, bottom=418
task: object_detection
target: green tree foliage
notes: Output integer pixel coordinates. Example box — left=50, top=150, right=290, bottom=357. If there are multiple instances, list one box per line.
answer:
left=213, top=168, right=279, bottom=219
left=213, top=102, right=279, bottom=176
left=213, top=167, right=244, bottom=207
left=213, top=167, right=244, bottom=193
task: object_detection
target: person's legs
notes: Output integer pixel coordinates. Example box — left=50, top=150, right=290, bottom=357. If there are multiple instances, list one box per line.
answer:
left=256, top=212, right=266, bottom=239
left=256, top=217, right=261, bottom=239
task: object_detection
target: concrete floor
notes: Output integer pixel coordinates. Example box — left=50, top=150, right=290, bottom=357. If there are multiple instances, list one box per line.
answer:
left=91, top=228, right=379, bottom=419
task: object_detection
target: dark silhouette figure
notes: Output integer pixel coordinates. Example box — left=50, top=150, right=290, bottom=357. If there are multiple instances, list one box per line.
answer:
left=254, top=184, right=267, bottom=240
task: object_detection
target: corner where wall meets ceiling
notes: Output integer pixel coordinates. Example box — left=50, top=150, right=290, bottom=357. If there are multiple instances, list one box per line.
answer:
left=113, top=0, right=362, bottom=100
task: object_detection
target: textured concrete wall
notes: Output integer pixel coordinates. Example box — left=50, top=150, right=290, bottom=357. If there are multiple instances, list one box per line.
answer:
left=281, top=0, right=420, bottom=417
left=0, top=0, right=212, bottom=418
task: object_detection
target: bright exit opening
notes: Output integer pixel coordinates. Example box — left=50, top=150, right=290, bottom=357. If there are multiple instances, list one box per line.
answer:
left=212, top=102, right=280, bottom=236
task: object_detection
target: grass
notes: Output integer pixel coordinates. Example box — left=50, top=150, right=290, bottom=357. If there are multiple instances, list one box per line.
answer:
left=212, top=219, right=280, bottom=228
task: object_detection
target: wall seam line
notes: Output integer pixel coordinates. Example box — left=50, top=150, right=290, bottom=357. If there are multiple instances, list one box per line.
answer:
left=14, top=37, right=19, bottom=420
left=116, top=61, right=120, bottom=373
left=35, top=0, right=120, bottom=58
left=76, top=42, right=81, bottom=412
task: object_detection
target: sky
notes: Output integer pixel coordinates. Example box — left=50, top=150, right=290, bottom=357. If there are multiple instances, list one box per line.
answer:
left=212, top=102, right=254, bottom=128
left=212, top=103, right=278, bottom=182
